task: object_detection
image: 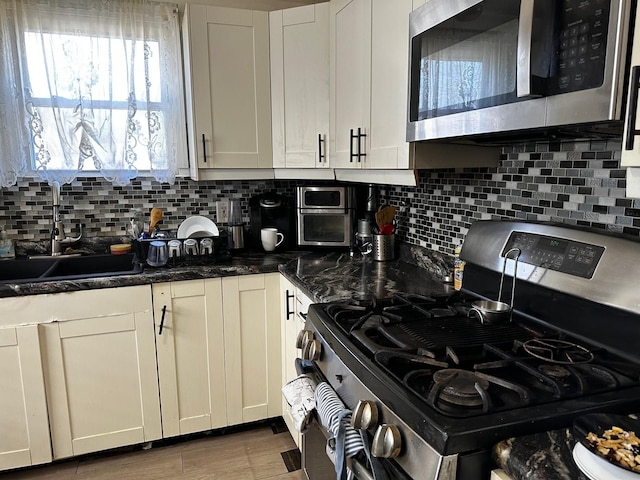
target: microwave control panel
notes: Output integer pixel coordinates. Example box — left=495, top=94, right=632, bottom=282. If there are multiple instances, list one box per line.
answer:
left=552, top=0, right=611, bottom=94
left=503, top=232, right=604, bottom=279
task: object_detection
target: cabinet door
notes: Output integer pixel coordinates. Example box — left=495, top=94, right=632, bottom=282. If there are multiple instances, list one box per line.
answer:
left=154, top=279, right=227, bottom=438
left=279, top=275, right=300, bottom=447
left=42, top=287, right=161, bottom=459
left=329, top=0, right=371, bottom=169
left=0, top=325, right=51, bottom=470
left=184, top=4, right=272, bottom=172
left=367, top=0, right=417, bottom=169
left=270, top=4, right=330, bottom=169
left=223, top=273, right=281, bottom=426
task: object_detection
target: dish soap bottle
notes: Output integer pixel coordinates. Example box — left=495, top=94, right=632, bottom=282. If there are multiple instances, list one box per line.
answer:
left=0, top=225, right=15, bottom=259
left=454, top=246, right=465, bottom=291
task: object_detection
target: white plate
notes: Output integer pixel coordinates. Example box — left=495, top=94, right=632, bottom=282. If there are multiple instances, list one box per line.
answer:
left=573, top=443, right=639, bottom=480
left=177, top=216, right=219, bottom=239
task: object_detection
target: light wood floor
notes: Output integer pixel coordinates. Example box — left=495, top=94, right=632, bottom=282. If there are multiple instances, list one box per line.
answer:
left=0, top=422, right=304, bottom=480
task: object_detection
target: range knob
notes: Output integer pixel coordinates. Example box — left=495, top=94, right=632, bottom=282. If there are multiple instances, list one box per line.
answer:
left=302, top=339, right=321, bottom=361
left=350, top=400, right=378, bottom=430
left=371, top=424, right=401, bottom=458
left=296, top=330, right=313, bottom=349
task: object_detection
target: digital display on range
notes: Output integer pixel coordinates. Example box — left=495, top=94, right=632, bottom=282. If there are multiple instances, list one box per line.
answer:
left=504, top=232, right=605, bottom=279
left=536, top=238, right=568, bottom=253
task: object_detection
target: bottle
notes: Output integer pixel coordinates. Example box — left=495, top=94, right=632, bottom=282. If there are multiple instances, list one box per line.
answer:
left=454, top=246, right=465, bottom=291
left=0, top=225, right=15, bottom=259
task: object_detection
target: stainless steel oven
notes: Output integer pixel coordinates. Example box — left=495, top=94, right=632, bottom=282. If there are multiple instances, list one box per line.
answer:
left=296, top=186, right=355, bottom=248
left=297, top=221, right=640, bottom=479
left=407, top=0, right=633, bottom=142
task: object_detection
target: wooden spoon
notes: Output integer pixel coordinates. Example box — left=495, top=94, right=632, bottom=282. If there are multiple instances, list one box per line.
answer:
left=149, top=207, right=163, bottom=234
left=378, top=206, right=396, bottom=227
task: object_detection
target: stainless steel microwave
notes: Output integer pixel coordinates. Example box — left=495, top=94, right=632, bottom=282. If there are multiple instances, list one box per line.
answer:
left=407, top=0, right=633, bottom=142
left=296, top=186, right=354, bottom=247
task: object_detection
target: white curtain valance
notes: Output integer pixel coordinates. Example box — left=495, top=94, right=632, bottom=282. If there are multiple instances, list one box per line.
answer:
left=0, top=0, right=187, bottom=187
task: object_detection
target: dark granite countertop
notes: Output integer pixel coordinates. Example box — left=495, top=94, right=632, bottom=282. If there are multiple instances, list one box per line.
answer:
left=1, top=241, right=454, bottom=300
left=0, top=250, right=306, bottom=298
left=278, top=250, right=453, bottom=303
left=493, top=429, right=588, bottom=480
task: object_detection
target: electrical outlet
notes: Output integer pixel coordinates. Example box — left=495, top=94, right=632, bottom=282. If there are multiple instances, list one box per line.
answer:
left=216, top=199, right=229, bottom=223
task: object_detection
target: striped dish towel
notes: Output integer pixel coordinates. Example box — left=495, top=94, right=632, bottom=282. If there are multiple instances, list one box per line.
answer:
left=315, top=381, right=364, bottom=476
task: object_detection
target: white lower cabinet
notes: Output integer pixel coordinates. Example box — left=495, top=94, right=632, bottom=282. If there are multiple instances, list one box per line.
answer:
left=0, top=274, right=283, bottom=472
left=153, top=274, right=282, bottom=435
left=0, top=324, right=50, bottom=470
left=153, top=279, right=227, bottom=438
left=222, top=273, right=282, bottom=426
left=279, top=274, right=313, bottom=449
left=41, top=286, right=162, bottom=459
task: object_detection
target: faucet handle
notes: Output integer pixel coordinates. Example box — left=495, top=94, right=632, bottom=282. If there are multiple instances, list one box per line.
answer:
left=60, top=223, right=83, bottom=244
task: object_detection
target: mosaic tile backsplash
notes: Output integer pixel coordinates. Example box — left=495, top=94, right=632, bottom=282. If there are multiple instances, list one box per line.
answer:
left=1, top=138, right=637, bottom=257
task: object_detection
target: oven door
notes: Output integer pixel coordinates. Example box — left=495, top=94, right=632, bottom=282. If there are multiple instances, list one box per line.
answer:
left=297, top=209, right=353, bottom=247
left=297, top=363, right=413, bottom=480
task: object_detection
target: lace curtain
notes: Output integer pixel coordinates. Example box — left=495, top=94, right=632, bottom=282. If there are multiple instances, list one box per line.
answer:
left=0, top=0, right=186, bottom=186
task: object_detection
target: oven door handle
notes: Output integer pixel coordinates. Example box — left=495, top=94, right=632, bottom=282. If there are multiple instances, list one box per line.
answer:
left=350, top=457, right=374, bottom=480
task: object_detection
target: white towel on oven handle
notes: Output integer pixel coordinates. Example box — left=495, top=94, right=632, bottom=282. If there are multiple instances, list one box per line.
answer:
left=282, top=373, right=317, bottom=432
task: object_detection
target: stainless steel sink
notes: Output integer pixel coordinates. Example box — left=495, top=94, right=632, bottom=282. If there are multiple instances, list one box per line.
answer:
left=0, top=253, right=143, bottom=284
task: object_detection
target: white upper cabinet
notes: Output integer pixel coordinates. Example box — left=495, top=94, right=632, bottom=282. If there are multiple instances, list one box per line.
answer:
left=329, top=0, right=424, bottom=170
left=329, top=0, right=371, bottom=169
left=270, top=4, right=330, bottom=169
left=183, top=4, right=273, bottom=178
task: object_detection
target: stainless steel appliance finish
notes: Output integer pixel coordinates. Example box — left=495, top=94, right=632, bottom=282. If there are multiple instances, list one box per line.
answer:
left=300, top=221, right=640, bottom=479
left=407, top=0, right=633, bottom=142
left=296, top=186, right=355, bottom=247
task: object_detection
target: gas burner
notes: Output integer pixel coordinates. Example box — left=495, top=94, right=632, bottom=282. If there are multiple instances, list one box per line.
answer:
left=523, top=338, right=595, bottom=365
left=432, top=369, right=490, bottom=407
left=538, top=364, right=572, bottom=379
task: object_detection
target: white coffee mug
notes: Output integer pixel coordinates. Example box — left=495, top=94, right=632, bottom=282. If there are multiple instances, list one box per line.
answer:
left=261, top=228, right=284, bottom=252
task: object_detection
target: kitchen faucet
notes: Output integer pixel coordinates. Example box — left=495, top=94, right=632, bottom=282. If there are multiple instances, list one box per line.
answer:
left=50, top=181, right=82, bottom=256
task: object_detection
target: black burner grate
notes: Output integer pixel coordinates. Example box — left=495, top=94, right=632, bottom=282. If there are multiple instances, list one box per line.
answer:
left=391, top=317, right=532, bottom=350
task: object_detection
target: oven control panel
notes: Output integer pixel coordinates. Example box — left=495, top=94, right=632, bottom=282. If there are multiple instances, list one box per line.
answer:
left=503, top=232, right=604, bottom=278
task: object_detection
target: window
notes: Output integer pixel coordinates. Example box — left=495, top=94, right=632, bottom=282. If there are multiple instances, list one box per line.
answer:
left=0, top=0, right=187, bottom=186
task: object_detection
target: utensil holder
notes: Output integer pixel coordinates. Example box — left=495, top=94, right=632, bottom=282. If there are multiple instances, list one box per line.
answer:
left=372, top=234, right=394, bottom=261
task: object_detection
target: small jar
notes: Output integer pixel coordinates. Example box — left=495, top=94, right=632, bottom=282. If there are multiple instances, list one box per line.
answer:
left=0, top=225, right=15, bottom=259
left=454, top=246, right=465, bottom=291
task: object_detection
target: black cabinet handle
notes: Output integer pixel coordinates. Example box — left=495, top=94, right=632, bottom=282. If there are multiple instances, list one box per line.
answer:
left=285, top=290, right=294, bottom=320
left=318, top=134, right=325, bottom=163
left=201, top=133, right=207, bottom=163
left=159, top=305, right=167, bottom=335
left=350, top=128, right=358, bottom=163
left=626, top=66, right=640, bottom=151
left=356, top=127, right=366, bottom=162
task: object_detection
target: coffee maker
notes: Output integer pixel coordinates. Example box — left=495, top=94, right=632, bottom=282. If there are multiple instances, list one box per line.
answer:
left=249, top=192, right=294, bottom=251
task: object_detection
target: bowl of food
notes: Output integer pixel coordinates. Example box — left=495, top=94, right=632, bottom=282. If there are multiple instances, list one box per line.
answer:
left=573, top=413, right=640, bottom=476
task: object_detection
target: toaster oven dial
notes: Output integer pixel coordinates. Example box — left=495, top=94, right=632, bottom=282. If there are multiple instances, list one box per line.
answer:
left=296, top=330, right=313, bottom=349
left=372, top=424, right=402, bottom=458
left=350, top=400, right=379, bottom=430
left=302, top=339, right=322, bottom=361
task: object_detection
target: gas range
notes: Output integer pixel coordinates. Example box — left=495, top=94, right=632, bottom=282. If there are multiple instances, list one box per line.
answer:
left=299, top=221, right=640, bottom=480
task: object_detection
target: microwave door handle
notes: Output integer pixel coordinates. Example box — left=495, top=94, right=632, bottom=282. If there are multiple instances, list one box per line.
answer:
left=517, top=0, right=541, bottom=99
left=625, top=66, right=640, bottom=151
